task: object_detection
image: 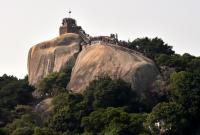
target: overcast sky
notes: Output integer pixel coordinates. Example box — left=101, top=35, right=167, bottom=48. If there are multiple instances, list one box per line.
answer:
left=0, top=0, right=199, bottom=78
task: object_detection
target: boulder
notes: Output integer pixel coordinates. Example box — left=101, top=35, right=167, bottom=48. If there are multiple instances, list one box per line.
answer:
left=34, top=98, right=53, bottom=126
left=28, top=33, right=82, bottom=85
left=67, top=44, right=159, bottom=93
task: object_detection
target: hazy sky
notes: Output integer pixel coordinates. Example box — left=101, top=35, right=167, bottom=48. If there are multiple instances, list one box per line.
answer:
left=0, top=0, right=200, bottom=78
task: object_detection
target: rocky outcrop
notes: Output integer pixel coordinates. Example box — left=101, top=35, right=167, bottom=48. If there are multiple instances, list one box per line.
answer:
left=28, top=33, right=82, bottom=85
left=28, top=34, right=159, bottom=94
left=34, top=98, right=53, bottom=126
left=67, top=44, right=159, bottom=93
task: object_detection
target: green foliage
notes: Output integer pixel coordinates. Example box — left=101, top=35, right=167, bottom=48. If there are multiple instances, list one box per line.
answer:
left=33, top=127, right=56, bottom=135
left=37, top=65, right=72, bottom=97
left=188, top=57, right=200, bottom=73
left=155, top=53, right=200, bottom=73
left=6, top=114, right=36, bottom=134
left=0, top=128, right=8, bottom=135
left=52, top=92, right=84, bottom=114
left=49, top=107, right=79, bottom=132
left=83, top=76, right=140, bottom=111
left=170, top=72, right=200, bottom=116
left=81, top=107, right=148, bottom=135
left=50, top=92, right=84, bottom=133
left=146, top=102, right=185, bottom=135
left=37, top=72, right=59, bottom=95
left=146, top=71, right=200, bottom=135
left=55, top=65, right=72, bottom=88
left=128, top=37, right=174, bottom=60
left=11, top=127, right=33, bottom=135
left=49, top=77, right=143, bottom=134
left=52, top=92, right=69, bottom=112
left=0, top=74, right=18, bottom=89
left=170, top=71, right=200, bottom=134
left=5, top=115, right=59, bottom=135
left=0, top=74, right=34, bottom=125
left=0, top=75, right=33, bottom=108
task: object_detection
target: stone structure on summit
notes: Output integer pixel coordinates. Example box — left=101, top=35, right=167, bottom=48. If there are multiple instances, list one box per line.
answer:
left=59, top=18, right=82, bottom=35
left=59, top=17, right=122, bottom=47
left=28, top=16, right=159, bottom=94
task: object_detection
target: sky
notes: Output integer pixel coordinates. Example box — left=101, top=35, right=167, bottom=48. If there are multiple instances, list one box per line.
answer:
left=0, top=0, right=200, bottom=78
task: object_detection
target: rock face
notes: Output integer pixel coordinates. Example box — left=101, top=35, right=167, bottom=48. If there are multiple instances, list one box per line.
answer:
left=67, top=44, right=159, bottom=93
left=28, top=33, right=159, bottom=94
left=28, top=33, right=82, bottom=85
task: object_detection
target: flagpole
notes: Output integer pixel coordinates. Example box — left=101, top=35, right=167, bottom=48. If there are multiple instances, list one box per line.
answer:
left=68, top=9, right=71, bottom=18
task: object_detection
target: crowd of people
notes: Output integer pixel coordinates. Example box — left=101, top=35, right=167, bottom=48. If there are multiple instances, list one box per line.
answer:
left=79, top=29, right=129, bottom=47
left=60, top=18, right=129, bottom=47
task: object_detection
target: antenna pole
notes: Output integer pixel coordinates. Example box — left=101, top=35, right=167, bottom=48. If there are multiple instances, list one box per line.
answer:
left=68, top=9, right=72, bottom=18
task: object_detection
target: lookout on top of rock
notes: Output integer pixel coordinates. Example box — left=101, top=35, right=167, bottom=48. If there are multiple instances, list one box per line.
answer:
left=59, top=18, right=82, bottom=35
left=28, top=15, right=159, bottom=94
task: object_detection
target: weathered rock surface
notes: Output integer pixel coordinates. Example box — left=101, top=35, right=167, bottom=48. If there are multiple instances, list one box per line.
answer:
left=35, top=98, right=53, bottom=115
left=28, top=33, right=82, bottom=85
left=28, top=33, right=159, bottom=94
left=34, top=98, right=53, bottom=125
left=67, top=44, right=159, bottom=93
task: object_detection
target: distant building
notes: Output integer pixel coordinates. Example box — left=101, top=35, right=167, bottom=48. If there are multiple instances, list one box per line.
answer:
left=59, top=17, right=125, bottom=47
left=59, top=18, right=82, bottom=35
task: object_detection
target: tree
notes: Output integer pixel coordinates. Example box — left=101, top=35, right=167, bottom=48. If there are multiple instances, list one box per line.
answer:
left=128, top=37, right=174, bottom=60
left=170, top=71, right=200, bottom=134
left=6, top=114, right=35, bottom=135
left=49, top=107, right=80, bottom=133
left=155, top=53, right=200, bottom=73
left=36, top=65, right=73, bottom=97
left=0, top=75, right=34, bottom=125
left=50, top=92, right=84, bottom=133
left=83, top=76, right=139, bottom=111
left=81, top=107, right=147, bottom=135
left=187, top=57, right=200, bottom=73
left=146, top=102, right=185, bottom=135
left=55, top=65, right=72, bottom=88
left=37, top=72, right=59, bottom=96
left=49, top=77, right=144, bottom=134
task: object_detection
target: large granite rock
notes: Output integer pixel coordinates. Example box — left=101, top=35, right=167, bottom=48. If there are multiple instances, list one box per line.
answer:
left=67, top=44, right=159, bottom=93
left=28, top=34, right=159, bottom=94
left=28, top=33, right=82, bottom=85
